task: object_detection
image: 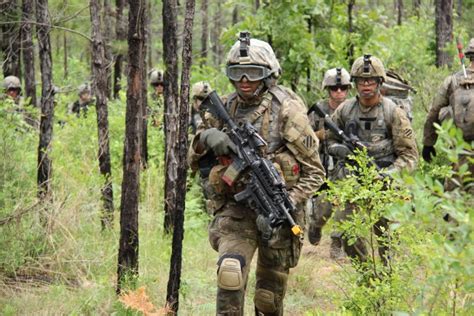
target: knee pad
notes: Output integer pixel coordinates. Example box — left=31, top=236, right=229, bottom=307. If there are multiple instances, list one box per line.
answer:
left=217, top=254, right=245, bottom=291
left=254, top=288, right=276, bottom=313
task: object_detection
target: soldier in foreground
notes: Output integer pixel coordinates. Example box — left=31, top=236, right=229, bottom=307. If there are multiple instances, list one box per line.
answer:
left=188, top=33, right=324, bottom=315
left=70, top=83, right=93, bottom=118
left=149, top=69, right=164, bottom=127
left=307, top=67, right=351, bottom=260
left=327, top=54, right=418, bottom=265
left=422, top=38, right=474, bottom=194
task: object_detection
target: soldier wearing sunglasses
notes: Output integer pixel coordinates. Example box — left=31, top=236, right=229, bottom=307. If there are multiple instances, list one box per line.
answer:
left=188, top=33, right=324, bottom=315
left=306, top=67, right=351, bottom=260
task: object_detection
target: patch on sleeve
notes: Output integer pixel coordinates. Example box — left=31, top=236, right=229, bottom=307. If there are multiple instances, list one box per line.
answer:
left=403, top=128, right=413, bottom=138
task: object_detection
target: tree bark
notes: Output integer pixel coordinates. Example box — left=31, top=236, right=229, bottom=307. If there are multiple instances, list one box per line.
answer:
left=2, top=0, right=22, bottom=78
left=435, top=0, right=454, bottom=67
left=90, top=0, right=115, bottom=230
left=397, top=0, right=403, bottom=25
left=116, top=0, right=146, bottom=294
left=21, top=0, right=36, bottom=107
left=163, top=0, right=180, bottom=234
left=211, top=1, right=222, bottom=66
left=113, top=0, right=127, bottom=99
left=456, top=0, right=462, bottom=19
left=166, top=0, right=195, bottom=311
left=200, top=0, right=208, bottom=66
left=141, top=3, right=149, bottom=168
left=346, top=0, right=355, bottom=66
left=232, top=4, right=238, bottom=25
left=413, top=0, right=421, bottom=18
left=103, top=0, right=114, bottom=99
left=36, top=0, right=54, bottom=201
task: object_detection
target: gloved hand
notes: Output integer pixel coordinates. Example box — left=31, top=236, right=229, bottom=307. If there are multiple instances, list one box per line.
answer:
left=422, top=146, right=436, bottom=162
left=314, top=129, right=326, bottom=141
left=328, top=143, right=352, bottom=160
left=200, top=128, right=237, bottom=156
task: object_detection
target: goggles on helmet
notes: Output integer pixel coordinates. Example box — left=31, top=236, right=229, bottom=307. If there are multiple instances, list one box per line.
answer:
left=226, top=64, right=271, bottom=82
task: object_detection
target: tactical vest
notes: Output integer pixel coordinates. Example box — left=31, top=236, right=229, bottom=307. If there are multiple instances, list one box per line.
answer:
left=340, top=97, right=397, bottom=168
left=450, top=71, right=474, bottom=141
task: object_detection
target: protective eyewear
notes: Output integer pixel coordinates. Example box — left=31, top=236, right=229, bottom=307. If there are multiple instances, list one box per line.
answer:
left=226, top=64, right=271, bottom=82
left=329, top=85, right=349, bottom=92
left=354, top=78, right=379, bottom=85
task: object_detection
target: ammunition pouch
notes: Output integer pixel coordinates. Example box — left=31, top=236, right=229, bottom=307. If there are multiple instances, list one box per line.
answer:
left=272, top=151, right=300, bottom=188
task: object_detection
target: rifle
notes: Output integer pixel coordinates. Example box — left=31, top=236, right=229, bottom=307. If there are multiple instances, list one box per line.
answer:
left=456, top=37, right=470, bottom=89
left=201, top=90, right=302, bottom=241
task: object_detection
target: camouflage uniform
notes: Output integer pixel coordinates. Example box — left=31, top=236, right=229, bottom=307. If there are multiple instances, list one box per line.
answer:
left=381, top=70, right=415, bottom=121
left=188, top=36, right=324, bottom=315
left=328, top=55, right=418, bottom=264
left=149, top=69, right=164, bottom=127
left=70, top=84, right=93, bottom=118
left=306, top=67, right=351, bottom=258
left=423, top=38, right=474, bottom=193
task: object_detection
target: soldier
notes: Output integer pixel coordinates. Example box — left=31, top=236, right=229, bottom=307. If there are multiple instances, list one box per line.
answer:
left=149, top=69, right=164, bottom=127
left=70, top=83, right=93, bottom=118
left=422, top=38, right=474, bottom=193
left=190, top=81, right=212, bottom=134
left=2, top=75, right=23, bottom=105
left=327, top=54, right=418, bottom=265
left=306, top=67, right=351, bottom=260
left=188, top=33, right=324, bottom=315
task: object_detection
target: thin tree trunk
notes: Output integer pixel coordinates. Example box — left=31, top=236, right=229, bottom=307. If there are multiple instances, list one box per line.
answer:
left=211, top=1, right=222, bottom=66
left=166, top=0, right=195, bottom=311
left=36, top=0, right=54, bottom=201
left=456, top=0, right=462, bottom=19
left=232, top=5, right=238, bottom=25
left=64, top=31, right=68, bottom=79
left=413, top=0, right=421, bottom=18
left=435, top=0, right=454, bottom=67
left=103, top=0, right=113, bottom=99
left=163, top=0, right=180, bottom=234
left=347, top=0, right=355, bottom=66
left=113, top=0, right=126, bottom=99
left=307, top=16, right=312, bottom=92
left=91, top=0, right=114, bottom=230
left=116, top=0, right=146, bottom=294
left=200, top=0, right=208, bottom=66
left=2, top=0, right=22, bottom=78
left=141, top=3, right=149, bottom=168
left=21, top=0, right=36, bottom=107
left=397, top=0, right=403, bottom=25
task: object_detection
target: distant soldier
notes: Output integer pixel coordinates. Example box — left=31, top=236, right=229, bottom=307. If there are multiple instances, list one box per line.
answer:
left=307, top=67, right=351, bottom=260
left=327, top=54, right=418, bottom=265
left=380, top=70, right=416, bottom=121
left=423, top=37, right=474, bottom=193
left=2, top=75, right=23, bottom=105
left=149, top=69, right=164, bottom=127
left=70, top=83, right=93, bottom=118
left=190, top=81, right=212, bottom=134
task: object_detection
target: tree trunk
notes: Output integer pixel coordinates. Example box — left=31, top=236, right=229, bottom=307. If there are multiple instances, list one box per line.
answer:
left=116, top=0, right=146, bottom=294
left=211, top=1, right=222, bottom=66
left=435, top=0, right=454, bottom=67
left=200, top=0, right=208, bottom=66
left=397, top=0, right=403, bottom=25
left=255, top=0, right=260, bottom=10
left=413, top=0, right=421, bottom=17
left=103, top=0, right=114, bottom=99
left=166, top=0, right=195, bottom=312
left=91, top=0, right=115, bottom=230
left=141, top=3, right=149, bottom=169
left=347, top=0, right=355, bottom=66
left=456, top=0, right=462, bottom=19
left=21, top=0, right=36, bottom=107
left=36, top=0, right=54, bottom=201
left=163, top=0, right=180, bottom=234
left=2, top=0, right=22, bottom=78
left=113, top=0, right=126, bottom=99
left=232, top=4, right=238, bottom=25
left=63, top=31, right=68, bottom=79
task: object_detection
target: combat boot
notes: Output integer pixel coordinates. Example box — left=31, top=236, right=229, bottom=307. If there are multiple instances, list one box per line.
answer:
left=329, top=237, right=345, bottom=260
left=308, top=223, right=322, bottom=245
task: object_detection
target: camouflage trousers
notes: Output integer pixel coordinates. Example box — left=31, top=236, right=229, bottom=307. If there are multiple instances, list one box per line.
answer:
left=334, top=203, right=390, bottom=265
left=208, top=201, right=304, bottom=316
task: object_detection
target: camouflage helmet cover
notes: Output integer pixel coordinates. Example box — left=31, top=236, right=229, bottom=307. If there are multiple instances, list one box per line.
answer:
left=322, top=67, right=351, bottom=89
left=3, top=75, right=21, bottom=91
left=465, top=38, right=474, bottom=57
left=192, top=81, right=212, bottom=99
left=78, top=83, right=91, bottom=96
left=226, top=38, right=281, bottom=78
left=350, top=54, right=387, bottom=82
left=149, top=69, right=164, bottom=84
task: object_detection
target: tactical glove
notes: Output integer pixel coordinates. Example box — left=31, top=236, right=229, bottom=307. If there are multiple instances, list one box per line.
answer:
left=328, top=143, right=352, bottom=160
left=422, top=146, right=436, bottom=162
left=200, top=128, right=237, bottom=156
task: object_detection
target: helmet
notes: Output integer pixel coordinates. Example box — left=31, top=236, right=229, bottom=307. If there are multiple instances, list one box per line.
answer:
left=192, top=81, right=212, bottom=99
left=78, top=83, right=91, bottom=96
left=465, top=38, right=474, bottom=58
left=350, top=54, right=387, bottom=82
left=226, top=32, right=281, bottom=80
left=149, top=69, right=164, bottom=85
left=3, top=75, right=21, bottom=91
left=322, top=67, right=351, bottom=89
